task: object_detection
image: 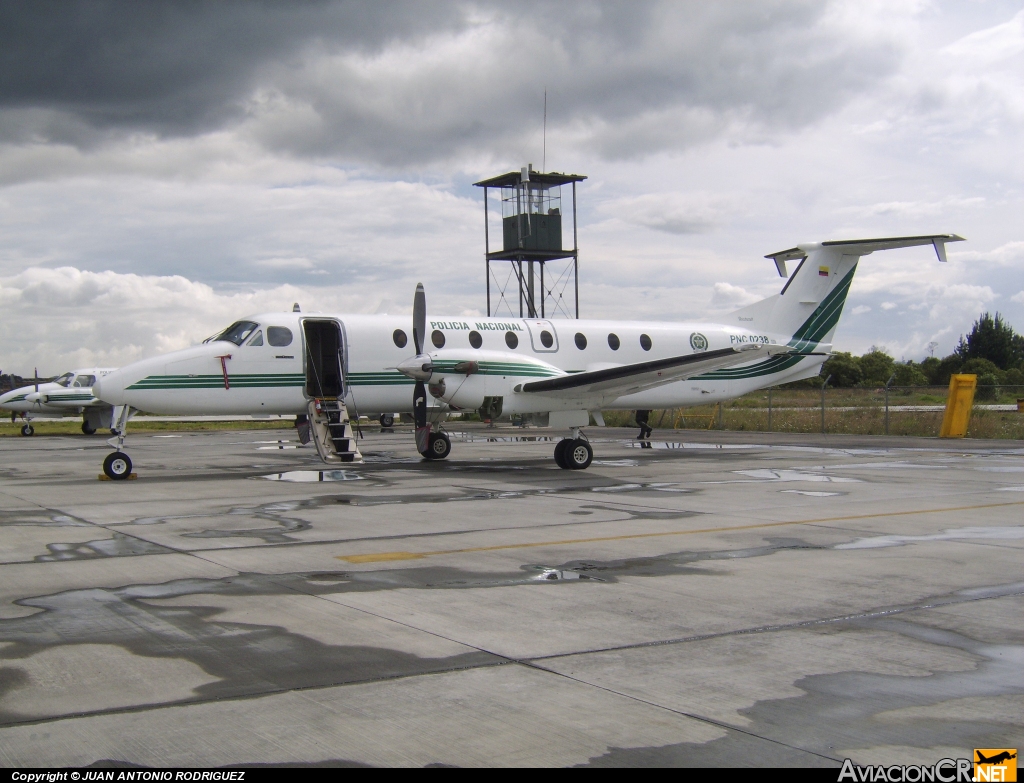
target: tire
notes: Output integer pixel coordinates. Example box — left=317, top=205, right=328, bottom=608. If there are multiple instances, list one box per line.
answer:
left=425, top=431, right=451, bottom=460
left=21, top=424, right=34, bottom=436
left=566, top=438, right=593, bottom=470
left=82, top=421, right=96, bottom=435
left=379, top=413, right=395, bottom=428
left=103, top=451, right=133, bottom=480
left=554, top=439, right=571, bottom=469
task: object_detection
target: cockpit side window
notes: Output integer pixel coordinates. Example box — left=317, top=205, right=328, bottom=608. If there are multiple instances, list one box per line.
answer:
left=267, top=326, right=293, bottom=347
left=212, top=321, right=259, bottom=346
left=247, top=330, right=264, bottom=346
left=74, top=375, right=96, bottom=387
left=54, top=373, right=74, bottom=387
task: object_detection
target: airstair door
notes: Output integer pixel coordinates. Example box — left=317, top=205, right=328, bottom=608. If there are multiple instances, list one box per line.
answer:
left=302, top=319, right=345, bottom=399
left=301, top=319, right=362, bottom=463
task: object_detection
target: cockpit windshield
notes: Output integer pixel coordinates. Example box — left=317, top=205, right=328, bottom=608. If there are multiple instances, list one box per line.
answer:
left=73, top=375, right=96, bottom=387
left=209, top=321, right=259, bottom=346
left=54, top=372, right=74, bottom=387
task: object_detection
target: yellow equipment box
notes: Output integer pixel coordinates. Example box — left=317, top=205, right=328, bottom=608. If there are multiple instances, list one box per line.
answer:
left=939, top=374, right=977, bottom=438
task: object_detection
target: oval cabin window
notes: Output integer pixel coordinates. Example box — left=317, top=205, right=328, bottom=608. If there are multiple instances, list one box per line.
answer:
left=267, top=327, right=293, bottom=347
left=469, top=331, right=482, bottom=349
left=505, top=331, right=519, bottom=349
left=393, top=329, right=408, bottom=349
left=575, top=332, right=587, bottom=350
left=540, top=330, right=554, bottom=348
left=640, top=333, right=652, bottom=351
left=431, top=330, right=446, bottom=349
left=608, top=333, right=620, bottom=350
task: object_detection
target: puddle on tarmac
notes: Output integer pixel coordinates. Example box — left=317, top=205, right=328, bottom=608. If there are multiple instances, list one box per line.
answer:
left=35, top=532, right=173, bottom=562
left=997, top=486, right=1024, bottom=492
left=711, top=469, right=861, bottom=484
left=258, top=470, right=365, bottom=482
left=781, top=490, right=845, bottom=497
left=836, top=526, right=1024, bottom=550
left=257, top=445, right=299, bottom=450
left=0, top=512, right=90, bottom=528
left=624, top=441, right=758, bottom=450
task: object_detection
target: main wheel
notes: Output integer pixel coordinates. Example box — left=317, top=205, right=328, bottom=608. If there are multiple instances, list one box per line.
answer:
left=103, top=451, right=133, bottom=480
left=554, top=439, right=571, bottom=469
left=21, top=424, right=34, bottom=436
left=379, top=413, right=395, bottom=428
left=82, top=421, right=96, bottom=435
left=565, top=438, right=593, bottom=470
left=425, top=431, right=451, bottom=460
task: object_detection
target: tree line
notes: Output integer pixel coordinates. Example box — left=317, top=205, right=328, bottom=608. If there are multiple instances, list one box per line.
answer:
left=818, top=312, right=1024, bottom=390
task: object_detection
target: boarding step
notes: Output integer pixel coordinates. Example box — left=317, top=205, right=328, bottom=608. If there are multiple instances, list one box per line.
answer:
left=308, top=398, right=363, bottom=464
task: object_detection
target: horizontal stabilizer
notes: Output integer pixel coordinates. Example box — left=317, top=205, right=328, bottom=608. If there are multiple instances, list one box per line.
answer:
left=765, top=234, right=964, bottom=276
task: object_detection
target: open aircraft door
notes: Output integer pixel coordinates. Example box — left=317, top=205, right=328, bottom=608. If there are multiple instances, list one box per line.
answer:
left=300, top=318, right=362, bottom=463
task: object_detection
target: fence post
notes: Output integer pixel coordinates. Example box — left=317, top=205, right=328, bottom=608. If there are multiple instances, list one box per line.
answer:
left=767, top=387, right=773, bottom=432
left=821, top=375, right=831, bottom=434
left=884, top=374, right=895, bottom=436
left=717, top=402, right=724, bottom=430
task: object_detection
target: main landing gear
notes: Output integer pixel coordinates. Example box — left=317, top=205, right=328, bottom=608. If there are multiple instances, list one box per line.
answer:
left=554, top=430, right=593, bottom=470
left=82, top=421, right=96, bottom=435
left=379, top=413, right=395, bottom=428
left=423, top=430, right=451, bottom=460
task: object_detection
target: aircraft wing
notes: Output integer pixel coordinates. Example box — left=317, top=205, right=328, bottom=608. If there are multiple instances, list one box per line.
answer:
left=517, top=344, right=795, bottom=398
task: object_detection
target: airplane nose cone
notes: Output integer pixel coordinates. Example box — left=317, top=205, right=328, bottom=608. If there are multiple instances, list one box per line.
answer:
left=92, top=371, right=124, bottom=405
left=91, top=376, right=104, bottom=398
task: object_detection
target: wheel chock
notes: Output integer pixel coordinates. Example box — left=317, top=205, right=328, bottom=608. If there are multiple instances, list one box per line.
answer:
left=98, top=473, right=138, bottom=481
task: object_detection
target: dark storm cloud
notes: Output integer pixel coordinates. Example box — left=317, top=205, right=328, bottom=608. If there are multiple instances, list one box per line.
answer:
left=0, top=0, right=464, bottom=140
left=0, top=1, right=903, bottom=163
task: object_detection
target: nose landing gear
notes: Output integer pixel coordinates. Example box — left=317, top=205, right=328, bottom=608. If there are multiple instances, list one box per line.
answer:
left=102, top=451, right=133, bottom=480
left=101, top=405, right=136, bottom=481
left=20, top=423, right=35, bottom=436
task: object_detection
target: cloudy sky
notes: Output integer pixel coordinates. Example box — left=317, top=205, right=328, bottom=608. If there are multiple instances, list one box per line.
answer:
left=1, top=0, right=1022, bottom=374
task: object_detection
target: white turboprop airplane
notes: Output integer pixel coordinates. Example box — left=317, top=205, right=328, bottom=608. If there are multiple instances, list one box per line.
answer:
left=92, top=235, right=962, bottom=479
left=0, top=368, right=117, bottom=435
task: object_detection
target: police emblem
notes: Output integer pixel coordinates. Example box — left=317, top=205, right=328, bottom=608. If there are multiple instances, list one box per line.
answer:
left=690, top=332, right=708, bottom=352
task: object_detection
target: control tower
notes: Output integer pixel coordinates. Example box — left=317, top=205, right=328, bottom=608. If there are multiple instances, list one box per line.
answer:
left=474, top=165, right=586, bottom=318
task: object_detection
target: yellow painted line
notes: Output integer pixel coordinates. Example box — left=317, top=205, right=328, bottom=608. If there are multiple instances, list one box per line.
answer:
left=338, top=499, right=1024, bottom=564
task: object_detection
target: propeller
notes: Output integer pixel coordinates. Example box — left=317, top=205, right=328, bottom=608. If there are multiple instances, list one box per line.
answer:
left=34, top=368, right=39, bottom=393
left=407, top=284, right=432, bottom=455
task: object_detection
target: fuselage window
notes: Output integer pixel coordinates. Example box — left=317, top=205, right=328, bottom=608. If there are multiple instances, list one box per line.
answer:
left=213, top=320, right=259, bottom=346
left=267, top=326, right=292, bottom=347
left=247, top=331, right=264, bottom=346
left=540, top=330, right=554, bottom=348
left=54, top=373, right=73, bottom=387
left=505, top=331, right=519, bottom=349
left=608, top=333, right=620, bottom=350
left=431, top=329, right=446, bottom=349
left=469, top=330, right=482, bottom=349
left=640, top=334, right=652, bottom=351
left=393, top=329, right=408, bottom=349
left=574, top=332, right=587, bottom=350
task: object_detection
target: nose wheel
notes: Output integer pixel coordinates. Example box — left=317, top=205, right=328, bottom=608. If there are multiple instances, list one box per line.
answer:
left=20, top=424, right=34, bottom=436
left=102, top=451, right=133, bottom=480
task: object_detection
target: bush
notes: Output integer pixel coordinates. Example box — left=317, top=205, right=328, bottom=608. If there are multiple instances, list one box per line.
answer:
left=860, top=349, right=895, bottom=386
left=821, top=352, right=863, bottom=387
left=975, top=373, right=999, bottom=401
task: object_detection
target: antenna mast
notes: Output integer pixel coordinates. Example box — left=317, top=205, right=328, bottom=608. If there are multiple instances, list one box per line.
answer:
left=542, top=89, right=547, bottom=172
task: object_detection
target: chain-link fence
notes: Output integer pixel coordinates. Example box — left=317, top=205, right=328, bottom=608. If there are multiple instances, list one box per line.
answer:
left=603, top=385, right=1024, bottom=439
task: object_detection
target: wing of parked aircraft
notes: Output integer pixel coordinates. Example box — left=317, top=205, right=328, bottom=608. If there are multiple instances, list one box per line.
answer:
left=516, top=343, right=801, bottom=398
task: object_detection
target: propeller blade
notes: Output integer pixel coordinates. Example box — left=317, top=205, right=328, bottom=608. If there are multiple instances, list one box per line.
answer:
left=34, top=367, right=39, bottom=393
left=413, top=283, right=426, bottom=356
left=414, top=380, right=430, bottom=454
